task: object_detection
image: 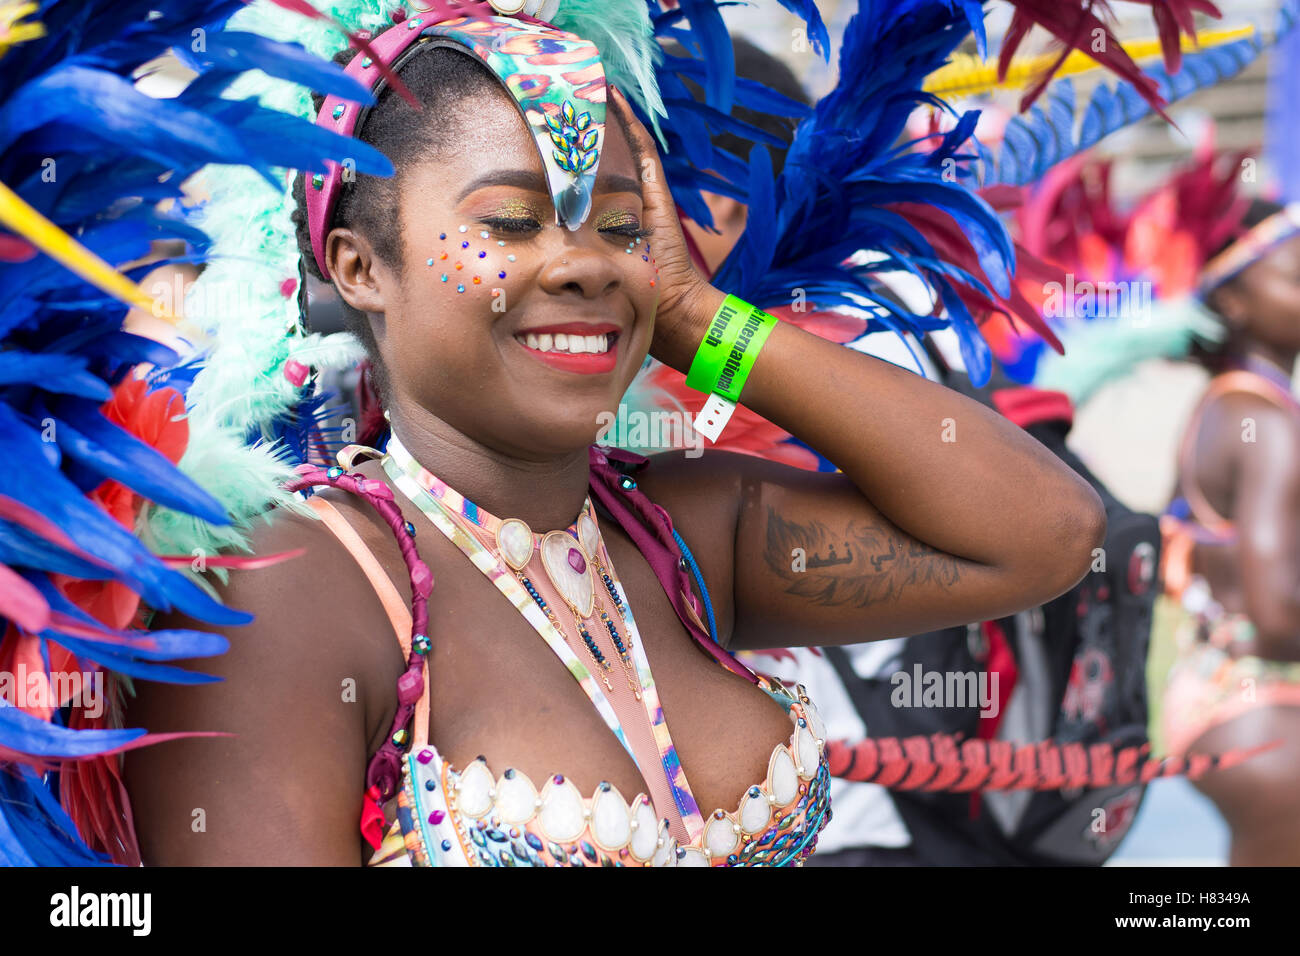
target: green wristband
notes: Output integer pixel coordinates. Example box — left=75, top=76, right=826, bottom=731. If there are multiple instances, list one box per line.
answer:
left=685, top=294, right=779, bottom=402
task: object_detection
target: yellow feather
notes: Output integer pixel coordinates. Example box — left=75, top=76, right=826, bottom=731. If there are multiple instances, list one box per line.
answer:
left=925, top=25, right=1258, bottom=98
left=0, top=1, right=45, bottom=58
left=0, top=179, right=179, bottom=322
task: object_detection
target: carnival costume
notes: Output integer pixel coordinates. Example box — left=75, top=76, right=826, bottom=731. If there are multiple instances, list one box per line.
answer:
left=0, top=0, right=1275, bottom=867
left=982, top=125, right=1300, bottom=759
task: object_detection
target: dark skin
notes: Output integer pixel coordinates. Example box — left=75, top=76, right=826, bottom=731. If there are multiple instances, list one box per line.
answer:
left=125, top=83, right=1104, bottom=865
left=1176, top=234, right=1300, bottom=865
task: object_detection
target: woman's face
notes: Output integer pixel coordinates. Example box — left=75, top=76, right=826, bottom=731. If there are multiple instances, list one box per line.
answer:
left=1222, top=234, right=1300, bottom=352
left=331, top=81, right=660, bottom=459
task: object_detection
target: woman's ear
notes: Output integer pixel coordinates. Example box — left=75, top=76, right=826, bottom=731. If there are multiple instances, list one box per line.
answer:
left=327, top=227, right=387, bottom=316
left=1209, top=281, right=1248, bottom=330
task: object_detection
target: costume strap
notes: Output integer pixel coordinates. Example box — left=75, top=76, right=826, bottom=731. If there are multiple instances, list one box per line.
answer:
left=1177, top=369, right=1299, bottom=535
left=305, top=495, right=430, bottom=749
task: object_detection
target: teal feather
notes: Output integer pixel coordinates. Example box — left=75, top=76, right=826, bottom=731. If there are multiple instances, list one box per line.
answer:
left=1034, top=297, right=1226, bottom=407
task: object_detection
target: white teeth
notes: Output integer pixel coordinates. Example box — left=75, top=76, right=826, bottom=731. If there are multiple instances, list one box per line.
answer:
left=517, top=332, right=612, bottom=354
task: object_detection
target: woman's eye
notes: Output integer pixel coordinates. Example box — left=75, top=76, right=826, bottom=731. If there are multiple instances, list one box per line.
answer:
left=481, top=217, right=541, bottom=235
left=600, top=222, right=653, bottom=241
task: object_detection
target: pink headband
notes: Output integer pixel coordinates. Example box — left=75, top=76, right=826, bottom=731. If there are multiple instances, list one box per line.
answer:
left=1199, top=203, right=1300, bottom=296
left=306, top=3, right=608, bottom=280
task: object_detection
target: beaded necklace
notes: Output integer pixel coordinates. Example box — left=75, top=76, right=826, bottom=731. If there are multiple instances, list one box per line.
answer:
left=382, top=430, right=707, bottom=838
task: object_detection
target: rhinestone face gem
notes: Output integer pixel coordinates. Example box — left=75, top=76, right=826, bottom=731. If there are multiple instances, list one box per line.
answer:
left=567, top=547, right=586, bottom=574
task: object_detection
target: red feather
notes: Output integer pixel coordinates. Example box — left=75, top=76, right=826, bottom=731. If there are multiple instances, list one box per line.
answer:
left=998, top=1, right=1223, bottom=116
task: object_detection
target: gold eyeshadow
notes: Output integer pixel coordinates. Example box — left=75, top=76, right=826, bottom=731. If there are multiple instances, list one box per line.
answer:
left=593, top=209, right=640, bottom=231
left=486, top=197, right=545, bottom=221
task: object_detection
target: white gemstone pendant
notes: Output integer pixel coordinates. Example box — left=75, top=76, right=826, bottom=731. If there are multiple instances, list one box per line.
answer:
left=628, top=797, right=659, bottom=862
left=455, top=758, right=496, bottom=819
left=703, top=813, right=739, bottom=858
left=577, top=509, right=600, bottom=562
left=767, top=745, right=799, bottom=806
left=795, top=725, right=821, bottom=780
left=538, top=774, right=586, bottom=843
left=738, top=786, right=772, bottom=834
left=540, top=529, right=595, bottom=617
left=495, top=518, right=535, bottom=571
left=494, top=769, right=539, bottom=825
left=589, top=783, right=632, bottom=852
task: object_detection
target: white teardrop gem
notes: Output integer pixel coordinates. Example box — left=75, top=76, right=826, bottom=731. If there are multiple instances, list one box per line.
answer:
left=496, top=518, right=534, bottom=571
left=590, top=785, right=632, bottom=851
left=538, top=776, right=587, bottom=843
left=628, top=798, right=658, bottom=861
left=494, top=770, right=538, bottom=825
left=739, top=787, right=772, bottom=834
left=704, top=814, right=739, bottom=858
left=768, top=746, right=799, bottom=806
left=802, top=695, right=827, bottom=742
left=796, top=726, right=820, bottom=779
left=455, top=759, right=495, bottom=818
left=540, top=530, right=595, bottom=617
left=650, top=822, right=676, bottom=867
left=577, top=510, right=599, bottom=561
left=677, top=847, right=710, bottom=867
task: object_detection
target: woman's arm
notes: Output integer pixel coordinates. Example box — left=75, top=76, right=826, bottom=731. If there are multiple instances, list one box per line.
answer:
left=124, top=508, right=399, bottom=864
left=641, top=321, right=1105, bottom=650
left=609, top=85, right=1104, bottom=651
left=1226, top=397, right=1300, bottom=660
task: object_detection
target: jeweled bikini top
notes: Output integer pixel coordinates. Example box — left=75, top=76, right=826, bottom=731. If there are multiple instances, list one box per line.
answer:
left=343, top=433, right=835, bottom=866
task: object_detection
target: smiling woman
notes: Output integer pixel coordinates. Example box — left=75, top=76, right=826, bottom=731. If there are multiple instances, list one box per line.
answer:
left=112, top=0, right=1123, bottom=869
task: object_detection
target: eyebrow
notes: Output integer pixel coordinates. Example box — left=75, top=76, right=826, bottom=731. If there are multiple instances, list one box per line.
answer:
left=456, top=168, right=644, bottom=202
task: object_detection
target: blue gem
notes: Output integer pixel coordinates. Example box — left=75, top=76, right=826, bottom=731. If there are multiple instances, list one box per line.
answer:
left=327, top=465, right=343, bottom=479
left=619, top=476, right=636, bottom=490
left=504, top=768, right=516, bottom=779
left=439, top=232, right=446, bottom=240
left=310, top=173, right=324, bottom=190
left=526, top=833, right=545, bottom=852
left=361, top=57, right=372, bottom=68
left=332, top=104, right=345, bottom=121
left=457, top=284, right=465, bottom=293
left=441, top=839, right=452, bottom=852
left=404, top=521, right=416, bottom=537
left=581, top=841, right=598, bottom=863
left=425, top=779, right=436, bottom=791
left=440, top=274, right=448, bottom=282
left=462, top=240, right=469, bottom=248
left=407, top=18, right=422, bottom=28
left=499, top=271, right=506, bottom=278
left=426, top=258, right=434, bottom=266
left=478, top=251, right=486, bottom=258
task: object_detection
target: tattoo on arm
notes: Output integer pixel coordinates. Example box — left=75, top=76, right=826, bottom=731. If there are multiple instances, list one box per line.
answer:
left=762, top=507, right=963, bottom=608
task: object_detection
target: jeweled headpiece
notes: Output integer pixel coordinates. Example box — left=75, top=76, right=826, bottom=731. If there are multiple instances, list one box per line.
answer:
left=306, top=3, right=608, bottom=279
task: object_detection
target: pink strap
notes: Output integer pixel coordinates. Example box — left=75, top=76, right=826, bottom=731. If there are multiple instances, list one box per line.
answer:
left=306, top=495, right=431, bottom=748
left=1178, top=370, right=1298, bottom=535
